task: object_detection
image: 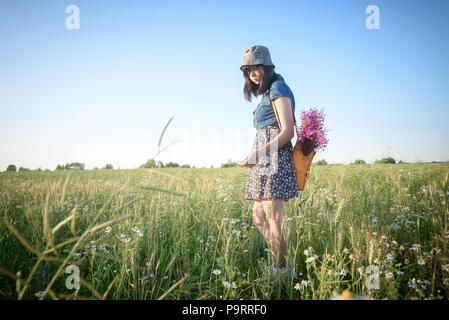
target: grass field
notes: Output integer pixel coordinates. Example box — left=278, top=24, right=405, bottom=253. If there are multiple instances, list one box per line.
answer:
left=1, top=163, right=448, bottom=300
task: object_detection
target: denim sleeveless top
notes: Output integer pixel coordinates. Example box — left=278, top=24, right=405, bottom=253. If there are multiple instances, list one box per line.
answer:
left=253, top=73, right=296, bottom=130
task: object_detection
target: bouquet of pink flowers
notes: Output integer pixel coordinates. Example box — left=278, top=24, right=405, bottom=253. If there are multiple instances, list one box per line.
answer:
left=296, top=107, right=329, bottom=157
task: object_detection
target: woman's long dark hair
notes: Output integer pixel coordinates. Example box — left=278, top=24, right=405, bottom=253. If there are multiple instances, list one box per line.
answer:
left=242, top=65, right=277, bottom=102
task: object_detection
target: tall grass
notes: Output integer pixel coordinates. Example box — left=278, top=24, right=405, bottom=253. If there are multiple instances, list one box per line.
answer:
left=0, top=162, right=448, bottom=300
left=0, top=118, right=448, bottom=299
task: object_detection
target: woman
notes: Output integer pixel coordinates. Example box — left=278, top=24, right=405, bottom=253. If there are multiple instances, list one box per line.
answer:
left=239, top=45, right=298, bottom=278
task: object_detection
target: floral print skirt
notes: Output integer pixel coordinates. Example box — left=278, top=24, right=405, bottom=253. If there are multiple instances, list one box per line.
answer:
left=245, top=124, right=299, bottom=202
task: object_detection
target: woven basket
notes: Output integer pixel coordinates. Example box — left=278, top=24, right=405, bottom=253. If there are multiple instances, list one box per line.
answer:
left=292, top=143, right=315, bottom=191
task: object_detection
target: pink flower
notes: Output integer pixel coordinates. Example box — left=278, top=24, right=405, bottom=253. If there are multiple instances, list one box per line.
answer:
left=295, top=107, right=329, bottom=156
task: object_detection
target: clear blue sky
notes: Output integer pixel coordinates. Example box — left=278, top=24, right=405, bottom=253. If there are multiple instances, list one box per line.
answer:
left=1, top=0, right=448, bottom=170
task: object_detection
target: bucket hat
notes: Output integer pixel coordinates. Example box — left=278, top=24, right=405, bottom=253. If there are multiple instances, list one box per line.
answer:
left=240, top=45, right=275, bottom=71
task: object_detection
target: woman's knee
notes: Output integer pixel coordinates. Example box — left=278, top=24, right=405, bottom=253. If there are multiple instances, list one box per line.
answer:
left=267, top=198, right=285, bottom=224
left=252, top=201, right=266, bottom=224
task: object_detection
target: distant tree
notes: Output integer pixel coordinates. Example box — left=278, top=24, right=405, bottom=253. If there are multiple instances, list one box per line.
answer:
left=157, top=161, right=164, bottom=168
left=18, top=167, right=31, bottom=171
left=141, top=159, right=157, bottom=168
left=315, top=159, right=328, bottom=166
left=181, top=164, right=191, bottom=168
left=221, top=159, right=238, bottom=168
left=6, top=164, right=17, bottom=172
left=55, top=162, right=85, bottom=170
left=398, top=160, right=409, bottom=164
left=104, top=164, right=114, bottom=170
left=64, top=162, right=85, bottom=170
left=375, top=157, right=396, bottom=164
left=352, top=159, right=366, bottom=165
left=165, top=162, right=179, bottom=168
left=93, top=167, right=99, bottom=170
left=36, top=167, right=42, bottom=171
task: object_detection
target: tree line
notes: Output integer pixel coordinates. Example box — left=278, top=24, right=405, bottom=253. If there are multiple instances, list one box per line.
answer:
left=4, top=157, right=441, bottom=172
left=4, top=159, right=194, bottom=172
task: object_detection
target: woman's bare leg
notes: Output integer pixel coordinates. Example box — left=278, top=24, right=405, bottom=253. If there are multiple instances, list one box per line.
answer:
left=262, top=198, right=287, bottom=269
left=252, top=200, right=271, bottom=246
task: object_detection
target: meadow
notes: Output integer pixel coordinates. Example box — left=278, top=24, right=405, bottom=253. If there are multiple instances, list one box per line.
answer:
left=0, top=162, right=448, bottom=300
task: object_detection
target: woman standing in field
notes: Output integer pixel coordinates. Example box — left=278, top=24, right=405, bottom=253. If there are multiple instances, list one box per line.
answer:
left=239, top=45, right=298, bottom=278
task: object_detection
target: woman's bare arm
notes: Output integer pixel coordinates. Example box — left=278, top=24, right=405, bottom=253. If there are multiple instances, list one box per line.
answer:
left=257, top=97, right=295, bottom=155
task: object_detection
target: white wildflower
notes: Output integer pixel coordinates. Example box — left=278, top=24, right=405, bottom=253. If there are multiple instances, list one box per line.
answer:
left=408, top=278, right=417, bottom=288
left=417, top=257, right=425, bottom=266
left=305, top=256, right=317, bottom=263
